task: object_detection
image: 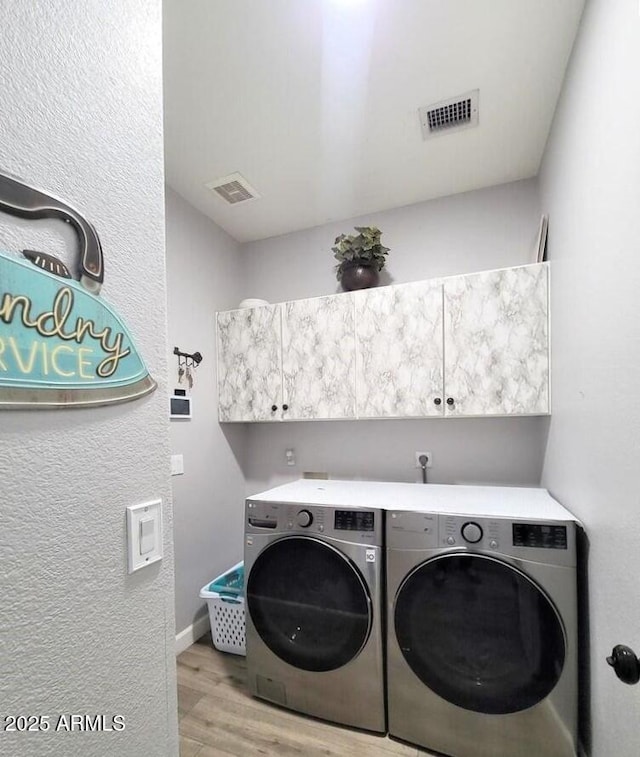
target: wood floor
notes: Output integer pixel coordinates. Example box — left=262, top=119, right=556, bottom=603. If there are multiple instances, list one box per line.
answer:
left=177, top=637, right=436, bottom=757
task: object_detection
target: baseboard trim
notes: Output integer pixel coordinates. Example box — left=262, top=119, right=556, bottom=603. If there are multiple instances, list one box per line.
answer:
left=175, top=614, right=210, bottom=656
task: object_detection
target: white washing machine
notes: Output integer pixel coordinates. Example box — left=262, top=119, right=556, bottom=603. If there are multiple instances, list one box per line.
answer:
left=386, top=486, right=579, bottom=757
left=244, top=481, right=386, bottom=732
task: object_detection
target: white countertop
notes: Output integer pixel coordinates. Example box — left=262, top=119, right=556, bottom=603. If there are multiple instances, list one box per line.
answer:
left=248, top=479, right=577, bottom=522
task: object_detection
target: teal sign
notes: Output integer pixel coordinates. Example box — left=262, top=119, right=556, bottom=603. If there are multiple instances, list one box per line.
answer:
left=0, top=171, right=155, bottom=409
left=0, top=251, right=155, bottom=408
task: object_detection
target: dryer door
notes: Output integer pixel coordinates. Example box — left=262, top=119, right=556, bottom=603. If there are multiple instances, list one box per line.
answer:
left=247, top=536, right=372, bottom=672
left=394, top=553, right=565, bottom=714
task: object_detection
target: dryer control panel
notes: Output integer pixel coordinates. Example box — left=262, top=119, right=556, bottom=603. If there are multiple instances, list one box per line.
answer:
left=387, top=511, right=576, bottom=567
left=512, top=522, right=568, bottom=549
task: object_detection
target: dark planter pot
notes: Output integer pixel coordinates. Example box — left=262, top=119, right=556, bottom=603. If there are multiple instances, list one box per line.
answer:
left=339, top=261, right=380, bottom=291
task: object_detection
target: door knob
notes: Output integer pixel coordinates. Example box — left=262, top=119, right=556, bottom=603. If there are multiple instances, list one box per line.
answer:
left=446, top=397, right=455, bottom=406
left=271, top=404, right=278, bottom=412
left=434, top=398, right=442, bottom=406
left=607, top=645, right=640, bottom=685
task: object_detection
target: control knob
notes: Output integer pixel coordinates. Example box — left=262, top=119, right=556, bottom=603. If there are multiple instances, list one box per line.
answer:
left=461, top=521, right=483, bottom=544
left=296, top=509, right=313, bottom=528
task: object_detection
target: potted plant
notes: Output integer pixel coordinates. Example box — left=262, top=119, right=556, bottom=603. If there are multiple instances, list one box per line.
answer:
left=332, top=226, right=390, bottom=291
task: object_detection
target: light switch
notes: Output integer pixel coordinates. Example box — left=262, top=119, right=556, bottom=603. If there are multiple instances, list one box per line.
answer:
left=126, top=500, right=162, bottom=573
left=139, top=517, right=155, bottom=554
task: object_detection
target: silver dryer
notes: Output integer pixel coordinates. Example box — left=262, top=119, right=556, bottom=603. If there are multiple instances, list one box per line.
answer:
left=387, top=500, right=579, bottom=757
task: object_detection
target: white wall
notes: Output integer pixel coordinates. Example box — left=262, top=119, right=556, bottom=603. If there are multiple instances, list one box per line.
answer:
left=245, top=416, right=550, bottom=495
left=165, top=188, right=247, bottom=637
left=241, top=178, right=543, bottom=302
left=0, top=2, right=178, bottom=756
left=240, top=179, right=549, bottom=494
left=539, top=1, right=640, bottom=755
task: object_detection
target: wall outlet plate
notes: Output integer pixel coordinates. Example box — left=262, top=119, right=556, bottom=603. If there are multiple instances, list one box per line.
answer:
left=415, top=451, right=433, bottom=468
left=170, top=454, right=184, bottom=476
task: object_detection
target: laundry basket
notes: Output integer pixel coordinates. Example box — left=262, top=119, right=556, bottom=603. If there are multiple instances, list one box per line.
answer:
left=199, top=561, right=246, bottom=656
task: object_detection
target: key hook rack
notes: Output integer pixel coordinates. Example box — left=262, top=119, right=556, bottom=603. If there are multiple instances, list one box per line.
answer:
left=173, top=347, right=203, bottom=369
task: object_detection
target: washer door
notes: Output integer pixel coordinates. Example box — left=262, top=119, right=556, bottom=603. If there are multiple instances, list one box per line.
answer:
left=394, top=553, right=565, bottom=714
left=247, top=536, right=372, bottom=672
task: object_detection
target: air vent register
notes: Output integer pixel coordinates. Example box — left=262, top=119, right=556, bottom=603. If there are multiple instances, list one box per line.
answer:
left=206, top=172, right=261, bottom=204
left=419, top=90, right=479, bottom=140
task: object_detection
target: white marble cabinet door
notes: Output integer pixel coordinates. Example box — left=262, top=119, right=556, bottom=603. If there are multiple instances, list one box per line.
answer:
left=443, top=263, right=549, bottom=417
left=355, top=281, right=444, bottom=418
left=281, top=294, right=356, bottom=420
left=216, top=304, right=282, bottom=422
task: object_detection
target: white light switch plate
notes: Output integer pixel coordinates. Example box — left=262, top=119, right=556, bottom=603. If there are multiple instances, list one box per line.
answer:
left=171, top=454, right=184, bottom=476
left=126, top=499, right=162, bottom=573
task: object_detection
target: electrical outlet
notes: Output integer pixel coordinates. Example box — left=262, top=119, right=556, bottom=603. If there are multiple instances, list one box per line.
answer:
left=415, top=451, right=432, bottom=468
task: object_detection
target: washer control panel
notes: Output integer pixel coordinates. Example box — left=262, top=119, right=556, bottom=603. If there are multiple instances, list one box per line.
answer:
left=287, top=505, right=325, bottom=533
left=442, top=515, right=501, bottom=550
left=335, top=509, right=375, bottom=532
left=246, top=500, right=382, bottom=543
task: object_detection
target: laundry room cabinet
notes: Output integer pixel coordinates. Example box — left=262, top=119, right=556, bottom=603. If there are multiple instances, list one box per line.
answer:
left=443, top=264, right=549, bottom=416
left=355, top=279, right=444, bottom=418
left=216, top=294, right=356, bottom=422
left=216, top=263, right=549, bottom=422
left=281, top=294, right=356, bottom=420
left=354, top=263, right=549, bottom=418
left=216, top=303, right=282, bottom=422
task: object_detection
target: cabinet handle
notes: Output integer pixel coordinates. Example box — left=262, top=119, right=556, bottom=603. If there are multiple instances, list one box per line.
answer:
left=282, top=404, right=289, bottom=411
left=434, top=398, right=442, bottom=406
left=271, top=404, right=278, bottom=412
left=446, top=397, right=455, bottom=406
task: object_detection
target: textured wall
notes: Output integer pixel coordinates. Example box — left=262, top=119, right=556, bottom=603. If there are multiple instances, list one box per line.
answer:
left=165, top=188, right=247, bottom=636
left=239, top=179, right=549, bottom=495
left=0, top=2, right=178, bottom=756
left=539, top=1, right=640, bottom=754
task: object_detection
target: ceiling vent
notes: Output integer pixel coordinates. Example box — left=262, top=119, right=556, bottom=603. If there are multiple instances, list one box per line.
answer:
left=419, top=90, right=479, bottom=140
left=205, top=172, right=261, bottom=204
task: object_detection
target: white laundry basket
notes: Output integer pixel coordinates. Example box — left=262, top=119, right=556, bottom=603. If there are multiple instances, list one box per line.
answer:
left=199, top=561, right=246, bottom=656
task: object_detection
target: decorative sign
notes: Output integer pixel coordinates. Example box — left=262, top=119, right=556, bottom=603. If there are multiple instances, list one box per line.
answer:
left=0, top=172, right=156, bottom=409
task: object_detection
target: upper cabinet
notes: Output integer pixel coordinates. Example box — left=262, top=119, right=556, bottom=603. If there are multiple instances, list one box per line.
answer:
left=216, top=263, right=549, bottom=422
left=282, top=295, right=356, bottom=420
left=217, top=304, right=282, bottom=422
left=282, top=294, right=356, bottom=420
left=443, top=265, right=549, bottom=416
left=217, top=294, right=357, bottom=422
left=355, top=280, right=444, bottom=418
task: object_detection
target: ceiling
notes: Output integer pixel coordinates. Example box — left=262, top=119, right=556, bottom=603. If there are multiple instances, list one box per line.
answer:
left=163, top=0, right=585, bottom=243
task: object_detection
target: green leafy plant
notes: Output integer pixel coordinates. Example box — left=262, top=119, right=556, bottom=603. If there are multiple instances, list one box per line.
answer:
left=332, top=226, right=390, bottom=280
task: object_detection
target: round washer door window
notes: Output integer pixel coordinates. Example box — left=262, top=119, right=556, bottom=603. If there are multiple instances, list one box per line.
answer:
left=394, top=554, right=565, bottom=714
left=247, top=537, right=372, bottom=672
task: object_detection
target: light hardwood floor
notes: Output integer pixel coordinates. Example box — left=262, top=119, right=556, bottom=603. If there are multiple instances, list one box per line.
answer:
left=177, top=637, right=436, bottom=757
